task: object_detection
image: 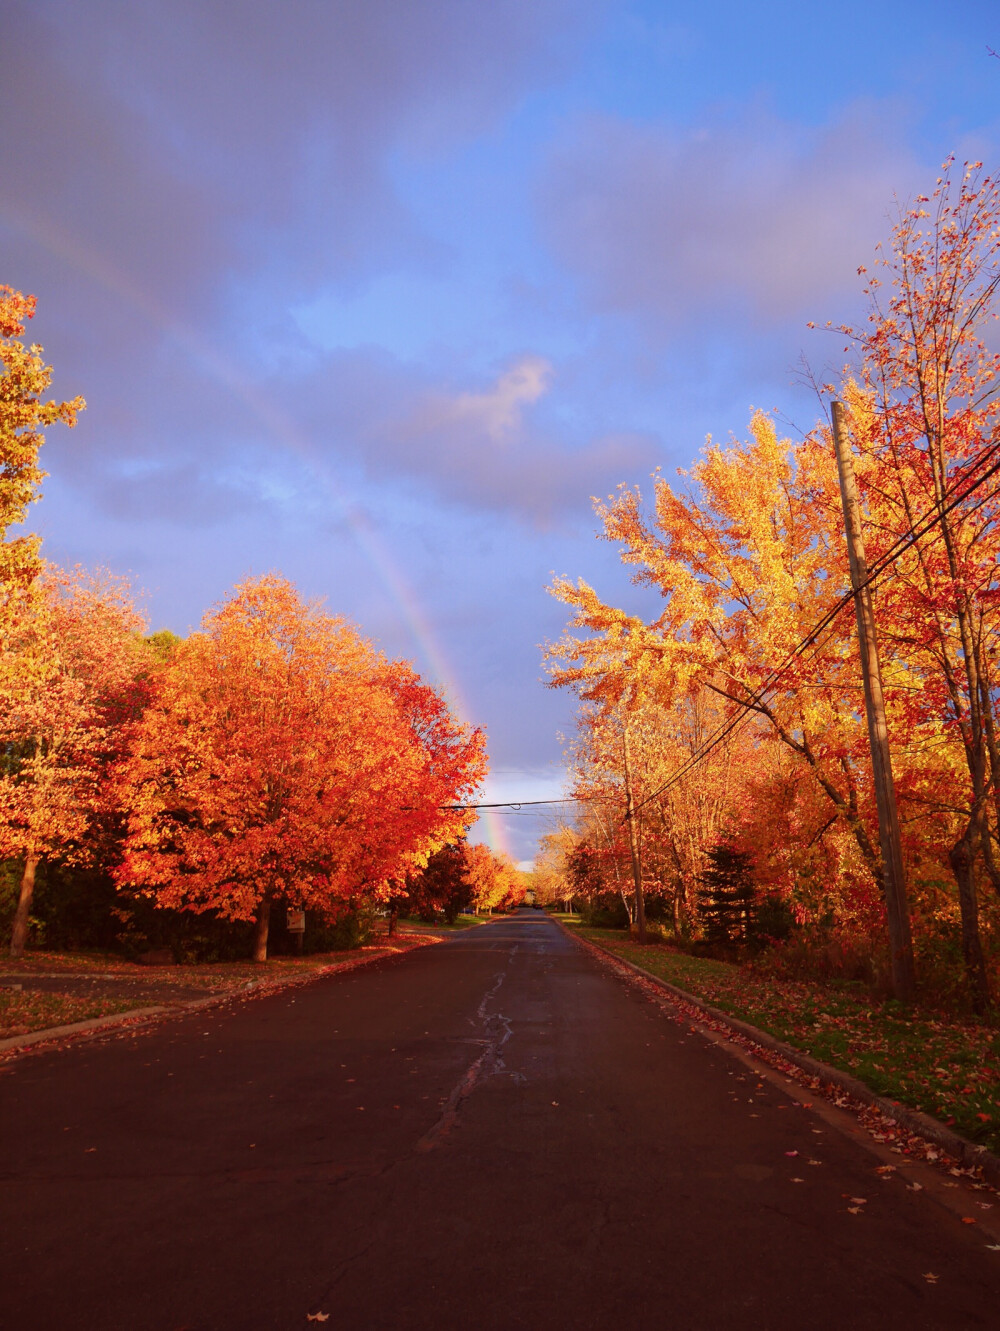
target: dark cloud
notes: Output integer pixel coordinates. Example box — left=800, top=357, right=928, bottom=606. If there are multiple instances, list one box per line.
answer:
left=3, top=0, right=594, bottom=321
left=3, top=0, right=612, bottom=532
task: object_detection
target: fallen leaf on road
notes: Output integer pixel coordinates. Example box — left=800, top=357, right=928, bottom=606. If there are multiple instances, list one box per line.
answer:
left=84, top=1147, right=96, bottom=1153
left=847, top=1207, right=863, bottom=1215
left=875, top=1165, right=896, bottom=1176
left=784, top=1150, right=798, bottom=1157
left=961, top=1218, right=977, bottom=1225
left=551, top=1101, right=559, bottom=1106
left=791, top=1177, right=804, bottom=1183
left=985, top=1244, right=1000, bottom=1251
left=306, top=1314, right=329, bottom=1323
left=849, top=1197, right=867, bottom=1205
left=808, top=1159, right=822, bottom=1166
left=907, top=1182, right=923, bottom=1191
left=923, top=1273, right=938, bottom=1283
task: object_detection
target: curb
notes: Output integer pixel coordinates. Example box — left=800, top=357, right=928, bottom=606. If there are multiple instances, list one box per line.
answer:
left=564, top=924, right=1000, bottom=1191
left=0, top=939, right=429, bottom=1057
left=0, top=1004, right=170, bottom=1053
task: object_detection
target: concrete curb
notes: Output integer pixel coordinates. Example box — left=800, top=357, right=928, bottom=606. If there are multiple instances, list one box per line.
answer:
left=0, top=939, right=429, bottom=1057
left=564, top=924, right=1000, bottom=1191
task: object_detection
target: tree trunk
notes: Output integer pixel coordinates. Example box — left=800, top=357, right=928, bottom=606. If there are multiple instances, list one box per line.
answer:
left=9, top=852, right=40, bottom=958
left=948, top=832, right=992, bottom=1015
left=387, top=905, right=398, bottom=939
left=252, top=895, right=272, bottom=963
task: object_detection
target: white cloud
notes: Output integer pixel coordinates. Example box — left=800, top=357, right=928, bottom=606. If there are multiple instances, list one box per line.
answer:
left=442, top=356, right=552, bottom=443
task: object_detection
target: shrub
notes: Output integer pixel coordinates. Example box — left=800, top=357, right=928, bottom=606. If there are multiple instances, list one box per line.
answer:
left=580, top=894, right=630, bottom=929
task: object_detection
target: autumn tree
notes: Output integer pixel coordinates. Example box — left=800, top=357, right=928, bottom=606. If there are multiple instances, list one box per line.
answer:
left=530, top=825, right=579, bottom=909
left=546, top=166, right=1000, bottom=1009
left=832, top=162, right=1000, bottom=1009
left=463, top=842, right=524, bottom=913
left=546, top=414, right=885, bottom=944
left=0, top=286, right=83, bottom=595
left=116, top=575, right=485, bottom=960
left=405, top=843, right=471, bottom=924
left=1, top=287, right=92, bottom=955
left=1, top=568, right=150, bottom=956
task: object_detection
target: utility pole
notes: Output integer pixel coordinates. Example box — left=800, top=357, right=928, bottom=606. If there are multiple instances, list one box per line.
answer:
left=831, top=400, right=915, bottom=1002
left=622, top=724, right=647, bottom=943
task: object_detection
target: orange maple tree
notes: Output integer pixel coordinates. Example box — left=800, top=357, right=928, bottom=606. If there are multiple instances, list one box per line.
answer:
left=115, top=575, right=486, bottom=960
left=462, top=841, right=524, bottom=913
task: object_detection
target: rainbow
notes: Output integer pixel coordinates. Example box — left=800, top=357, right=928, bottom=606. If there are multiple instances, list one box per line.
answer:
left=2, top=201, right=509, bottom=854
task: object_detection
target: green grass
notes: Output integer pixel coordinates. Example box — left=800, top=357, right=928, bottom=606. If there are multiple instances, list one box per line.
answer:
left=576, top=927, right=1000, bottom=1155
left=396, top=914, right=487, bottom=931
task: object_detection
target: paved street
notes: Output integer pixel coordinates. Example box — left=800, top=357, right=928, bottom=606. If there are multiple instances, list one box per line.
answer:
left=1, top=911, right=997, bottom=1329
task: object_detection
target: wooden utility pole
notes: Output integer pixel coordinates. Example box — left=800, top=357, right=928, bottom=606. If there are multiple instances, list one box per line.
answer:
left=831, top=401, right=915, bottom=1002
left=622, top=725, right=647, bottom=943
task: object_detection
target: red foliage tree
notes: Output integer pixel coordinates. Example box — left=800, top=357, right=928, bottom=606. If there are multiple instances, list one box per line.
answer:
left=116, top=575, right=485, bottom=959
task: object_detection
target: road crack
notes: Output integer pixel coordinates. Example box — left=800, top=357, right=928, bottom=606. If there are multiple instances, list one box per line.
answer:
left=415, top=949, right=517, bottom=1153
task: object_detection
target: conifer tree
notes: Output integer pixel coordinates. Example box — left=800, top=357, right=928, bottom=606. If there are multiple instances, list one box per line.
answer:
left=697, top=844, right=755, bottom=946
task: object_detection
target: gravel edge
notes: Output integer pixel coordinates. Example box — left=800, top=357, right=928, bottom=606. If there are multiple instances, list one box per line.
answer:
left=564, top=923, right=1000, bottom=1191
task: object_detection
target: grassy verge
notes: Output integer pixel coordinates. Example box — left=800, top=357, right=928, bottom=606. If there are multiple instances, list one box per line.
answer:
left=0, top=990, right=145, bottom=1039
left=0, top=938, right=426, bottom=1039
left=575, top=927, right=1000, bottom=1155
left=395, top=913, right=488, bottom=932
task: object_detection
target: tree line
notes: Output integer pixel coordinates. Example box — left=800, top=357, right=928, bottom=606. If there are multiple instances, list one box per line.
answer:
left=544, top=163, right=1000, bottom=1013
left=0, top=285, right=520, bottom=961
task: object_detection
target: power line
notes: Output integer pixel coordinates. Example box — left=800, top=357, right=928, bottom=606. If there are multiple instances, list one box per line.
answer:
left=440, top=796, right=611, bottom=811
left=629, top=436, right=1000, bottom=815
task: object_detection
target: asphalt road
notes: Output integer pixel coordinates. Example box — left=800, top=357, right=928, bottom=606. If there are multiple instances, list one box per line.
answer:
left=2, top=911, right=997, bottom=1330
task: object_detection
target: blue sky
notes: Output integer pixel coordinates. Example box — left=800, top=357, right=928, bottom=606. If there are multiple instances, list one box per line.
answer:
left=3, top=0, right=998, bottom=861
